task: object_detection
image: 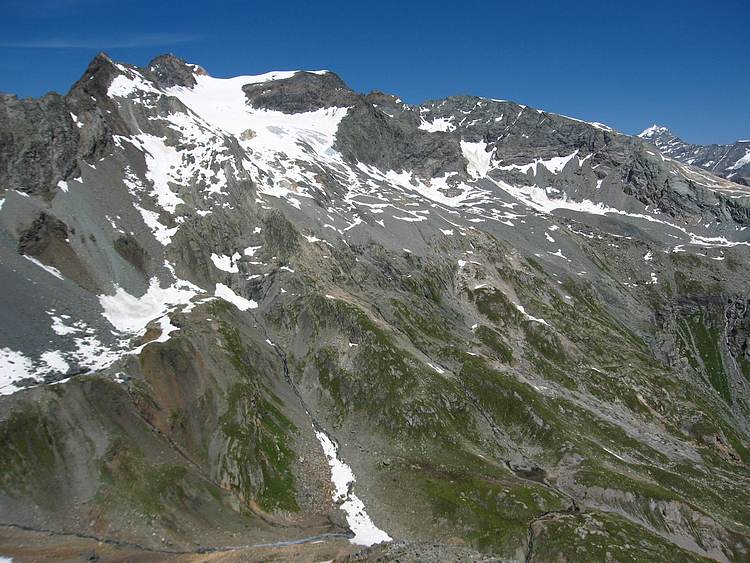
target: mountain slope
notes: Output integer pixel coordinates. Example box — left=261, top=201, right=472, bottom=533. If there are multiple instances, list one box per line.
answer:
left=1, top=53, right=750, bottom=561
left=639, top=124, right=750, bottom=186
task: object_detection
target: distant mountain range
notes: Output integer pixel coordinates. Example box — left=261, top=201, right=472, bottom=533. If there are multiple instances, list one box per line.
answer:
left=639, top=124, right=750, bottom=185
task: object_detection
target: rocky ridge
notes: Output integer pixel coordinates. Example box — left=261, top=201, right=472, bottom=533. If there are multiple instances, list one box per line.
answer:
left=639, top=124, right=750, bottom=186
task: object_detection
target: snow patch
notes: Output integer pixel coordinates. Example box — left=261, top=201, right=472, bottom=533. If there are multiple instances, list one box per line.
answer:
left=215, top=283, right=257, bottom=311
left=131, top=134, right=185, bottom=213
left=418, top=116, right=455, bottom=132
left=40, top=350, right=69, bottom=373
left=427, top=362, right=445, bottom=374
left=108, top=72, right=161, bottom=98
left=514, top=303, right=551, bottom=326
left=638, top=124, right=669, bottom=138
left=99, top=277, right=200, bottom=334
left=498, top=150, right=578, bottom=175
left=211, top=252, right=241, bottom=273
left=728, top=147, right=750, bottom=171
left=23, top=255, right=64, bottom=280
left=131, top=203, right=178, bottom=246
left=461, top=141, right=494, bottom=179
left=0, top=348, right=34, bottom=395
left=314, top=429, right=391, bottom=546
left=491, top=177, right=750, bottom=249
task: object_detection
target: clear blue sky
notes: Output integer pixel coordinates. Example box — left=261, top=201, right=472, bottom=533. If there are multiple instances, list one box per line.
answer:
left=1, top=0, right=747, bottom=144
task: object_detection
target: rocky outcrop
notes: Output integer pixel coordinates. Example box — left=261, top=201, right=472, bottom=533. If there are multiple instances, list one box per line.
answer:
left=0, top=93, right=79, bottom=197
left=145, top=53, right=203, bottom=89
left=113, top=234, right=149, bottom=275
left=336, top=101, right=465, bottom=178
left=243, top=70, right=359, bottom=113
left=17, top=212, right=99, bottom=291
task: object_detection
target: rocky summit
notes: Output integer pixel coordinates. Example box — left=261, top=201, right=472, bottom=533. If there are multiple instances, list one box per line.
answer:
left=1, top=53, right=750, bottom=562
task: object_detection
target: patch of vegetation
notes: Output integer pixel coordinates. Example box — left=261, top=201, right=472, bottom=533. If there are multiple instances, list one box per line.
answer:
left=677, top=312, right=731, bottom=404
left=523, top=322, right=567, bottom=364
left=256, top=399, right=298, bottom=512
left=422, top=471, right=567, bottom=554
left=0, top=402, right=61, bottom=506
left=673, top=270, right=722, bottom=295
left=313, top=346, right=345, bottom=413
left=526, top=351, right=577, bottom=389
left=137, top=464, right=189, bottom=515
left=469, top=287, right=523, bottom=327
left=297, top=295, right=475, bottom=439
left=559, top=279, right=648, bottom=354
left=738, top=356, right=750, bottom=383
left=475, top=325, right=513, bottom=363
left=403, top=272, right=444, bottom=304
left=217, top=321, right=299, bottom=512
left=459, top=357, right=563, bottom=452
left=390, top=298, right=458, bottom=349
left=531, top=511, right=708, bottom=562
left=129, top=377, right=161, bottom=412
left=209, top=298, right=233, bottom=316
left=573, top=463, right=679, bottom=504
left=97, top=438, right=192, bottom=517
left=671, top=253, right=702, bottom=268
left=566, top=400, right=670, bottom=465
left=525, top=256, right=546, bottom=274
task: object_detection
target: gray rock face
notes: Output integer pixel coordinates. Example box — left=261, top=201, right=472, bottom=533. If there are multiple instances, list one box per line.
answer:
left=17, top=212, right=99, bottom=291
left=113, top=234, right=149, bottom=275
left=0, top=53, right=749, bottom=562
left=0, top=92, right=79, bottom=197
left=639, top=124, right=750, bottom=186
left=243, top=70, right=359, bottom=113
left=336, top=101, right=465, bottom=178
left=145, top=53, right=202, bottom=88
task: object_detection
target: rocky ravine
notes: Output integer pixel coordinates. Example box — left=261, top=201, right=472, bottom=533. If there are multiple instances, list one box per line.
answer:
left=1, top=53, right=750, bottom=562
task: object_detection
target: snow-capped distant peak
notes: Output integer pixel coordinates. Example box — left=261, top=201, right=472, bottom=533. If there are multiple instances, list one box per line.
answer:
left=638, top=124, right=671, bottom=138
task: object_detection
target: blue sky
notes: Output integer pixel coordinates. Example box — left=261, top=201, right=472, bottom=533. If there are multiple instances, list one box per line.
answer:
left=1, top=0, right=747, bottom=144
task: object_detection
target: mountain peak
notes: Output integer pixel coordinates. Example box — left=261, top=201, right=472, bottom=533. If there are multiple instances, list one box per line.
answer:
left=637, top=124, right=673, bottom=139
left=81, top=51, right=118, bottom=77
left=66, top=50, right=126, bottom=98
